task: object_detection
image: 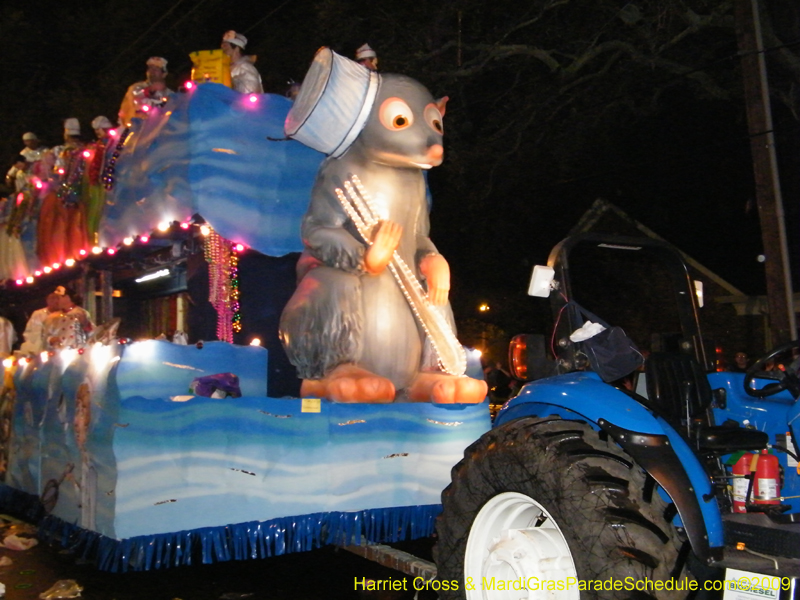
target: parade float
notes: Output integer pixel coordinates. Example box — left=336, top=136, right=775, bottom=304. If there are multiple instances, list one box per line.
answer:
left=0, top=48, right=490, bottom=572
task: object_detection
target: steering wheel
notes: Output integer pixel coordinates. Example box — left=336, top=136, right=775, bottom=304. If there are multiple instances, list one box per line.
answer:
left=744, top=340, right=800, bottom=399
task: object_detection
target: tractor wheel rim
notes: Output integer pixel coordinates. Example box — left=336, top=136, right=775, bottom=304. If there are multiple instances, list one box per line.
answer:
left=465, top=492, right=579, bottom=600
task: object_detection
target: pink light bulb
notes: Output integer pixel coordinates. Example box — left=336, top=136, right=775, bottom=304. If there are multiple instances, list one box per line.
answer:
left=249, top=94, right=258, bottom=103
left=79, top=249, right=87, bottom=256
left=142, top=104, right=150, bottom=113
left=140, top=235, right=150, bottom=243
left=107, top=248, right=116, bottom=255
left=180, top=222, right=190, bottom=230
left=185, top=81, right=195, bottom=90
left=235, top=243, right=245, bottom=252
left=82, top=150, right=91, bottom=158
left=15, top=279, right=22, bottom=285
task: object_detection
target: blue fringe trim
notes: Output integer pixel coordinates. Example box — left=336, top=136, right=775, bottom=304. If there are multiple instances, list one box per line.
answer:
left=0, top=484, right=440, bottom=572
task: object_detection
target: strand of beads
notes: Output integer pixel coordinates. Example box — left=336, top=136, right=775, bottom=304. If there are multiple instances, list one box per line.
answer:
left=203, top=230, right=234, bottom=342
left=103, top=128, right=131, bottom=191
left=57, top=148, right=86, bottom=207
left=230, top=244, right=241, bottom=333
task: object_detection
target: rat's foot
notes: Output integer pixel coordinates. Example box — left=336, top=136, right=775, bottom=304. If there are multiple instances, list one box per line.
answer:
left=301, top=364, right=395, bottom=403
left=407, top=373, right=488, bottom=404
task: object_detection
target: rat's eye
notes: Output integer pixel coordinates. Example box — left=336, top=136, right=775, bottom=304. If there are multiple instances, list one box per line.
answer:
left=425, top=105, right=443, bottom=134
left=380, top=98, right=414, bottom=130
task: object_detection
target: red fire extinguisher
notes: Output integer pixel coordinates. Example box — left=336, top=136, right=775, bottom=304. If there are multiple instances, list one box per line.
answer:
left=753, top=449, right=781, bottom=507
left=732, top=453, right=756, bottom=513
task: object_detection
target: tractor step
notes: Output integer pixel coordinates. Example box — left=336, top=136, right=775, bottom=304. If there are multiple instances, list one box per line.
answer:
left=716, top=546, right=800, bottom=578
left=723, top=512, right=800, bottom=561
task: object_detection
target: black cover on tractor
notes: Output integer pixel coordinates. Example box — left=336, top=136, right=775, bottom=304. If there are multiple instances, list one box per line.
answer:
left=572, top=302, right=643, bottom=382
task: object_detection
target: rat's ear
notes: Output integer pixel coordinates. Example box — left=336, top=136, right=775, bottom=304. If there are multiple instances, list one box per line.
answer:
left=436, top=96, right=449, bottom=118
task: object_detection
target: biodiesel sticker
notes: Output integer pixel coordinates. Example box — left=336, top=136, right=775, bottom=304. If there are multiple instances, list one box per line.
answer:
left=722, top=569, right=783, bottom=600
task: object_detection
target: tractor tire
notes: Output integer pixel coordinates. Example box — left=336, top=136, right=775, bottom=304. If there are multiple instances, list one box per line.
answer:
left=434, top=416, right=689, bottom=599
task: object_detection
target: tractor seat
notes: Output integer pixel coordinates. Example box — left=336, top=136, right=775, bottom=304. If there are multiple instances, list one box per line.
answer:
left=645, top=352, right=768, bottom=454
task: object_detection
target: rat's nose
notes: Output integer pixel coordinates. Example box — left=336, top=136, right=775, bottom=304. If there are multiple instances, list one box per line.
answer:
left=427, top=144, right=444, bottom=163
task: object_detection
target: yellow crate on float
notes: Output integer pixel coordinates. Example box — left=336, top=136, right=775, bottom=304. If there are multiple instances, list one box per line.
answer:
left=189, top=49, right=232, bottom=87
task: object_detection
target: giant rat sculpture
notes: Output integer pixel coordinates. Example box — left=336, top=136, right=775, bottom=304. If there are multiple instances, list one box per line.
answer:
left=280, top=51, right=486, bottom=404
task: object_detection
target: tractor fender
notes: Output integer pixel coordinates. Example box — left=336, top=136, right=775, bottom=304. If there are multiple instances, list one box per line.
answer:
left=495, top=372, right=724, bottom=563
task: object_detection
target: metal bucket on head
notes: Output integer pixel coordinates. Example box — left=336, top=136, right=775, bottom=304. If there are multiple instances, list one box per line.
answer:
left=284, top=47, right=380, bottom=158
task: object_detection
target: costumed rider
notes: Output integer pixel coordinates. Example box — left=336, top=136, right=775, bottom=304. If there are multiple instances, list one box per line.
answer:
left=20, top=287, right=64, bottom=355
left=118, top=56, right=173, bottom=127
left=50, top=118, right=83, bottom=178
left=0, top=311, right=15, bottom=359
left=36, top=119, right=90, bottom=267
left=221, top=30, right=264, bottom=94
left=92, top=116, right=115, bottom=141
left=8, top=155, right=33, bottom=194
left=43, top=289, right=95, bottom=350
left=5, top=132, right=48, bottom=186
left=355, top=43, right=378, bottom=71
left=19, top=132, right=48, bottom=163
left=85, top=116, right=116, bottom=241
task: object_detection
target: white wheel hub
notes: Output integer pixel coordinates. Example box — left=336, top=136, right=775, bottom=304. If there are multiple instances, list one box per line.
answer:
left=464, top=492, right=579, bottom=600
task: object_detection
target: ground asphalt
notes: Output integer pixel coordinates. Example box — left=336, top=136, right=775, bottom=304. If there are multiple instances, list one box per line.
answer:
left=0, top=516, right=438, bottom=600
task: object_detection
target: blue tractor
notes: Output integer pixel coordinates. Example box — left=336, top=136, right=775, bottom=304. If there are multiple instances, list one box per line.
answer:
left=435, top=233, right=799, bottom=598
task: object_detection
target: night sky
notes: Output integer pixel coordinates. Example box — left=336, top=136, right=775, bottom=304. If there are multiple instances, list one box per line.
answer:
left=1, top=0, right=797, bottom=336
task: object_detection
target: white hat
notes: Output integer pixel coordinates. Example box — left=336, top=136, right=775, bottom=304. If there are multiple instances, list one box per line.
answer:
left=146, top=56, right=168, bottom=72
left=92, top=116, right=113, bottom=130
left=22, top=132, right=38, bottom=141
left=355, top=44, right=377, bottom=60
left=64, top=118, right=80, bottom=136
left=222, top=30, right=247, bottom=49
left=285, top=47, right=380, bottom=158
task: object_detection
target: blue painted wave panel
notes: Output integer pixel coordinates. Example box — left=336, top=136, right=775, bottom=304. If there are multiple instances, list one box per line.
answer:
left=9, top=360, right=57, bottom=494
left=103, top=84, right=323, bottom=257
left=112, top=396, right=489, bottom=539
left=114, top=340, right=268, bottom=399
left=7, top=339, right=491, bottom=546
left=102, top=97, right=193, bottom=245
